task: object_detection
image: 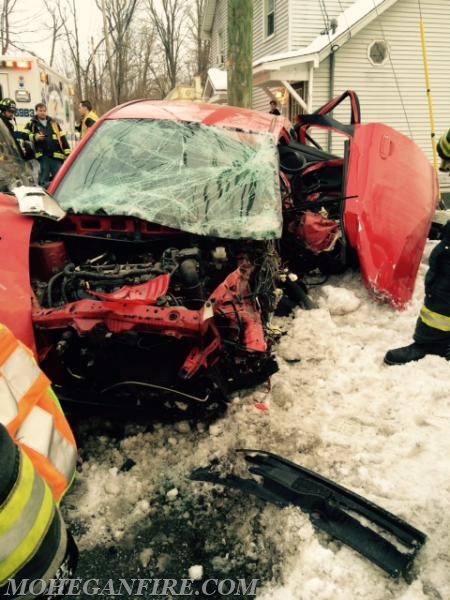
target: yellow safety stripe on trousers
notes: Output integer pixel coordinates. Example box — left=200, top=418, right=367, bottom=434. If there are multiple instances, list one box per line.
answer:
left=420, top=305, right=450, bottom=331
left=0, top=454, right=54, bottom=583
left=0, top=450, right=34, bottom=535
left=439, top=132, right=450, bottom=159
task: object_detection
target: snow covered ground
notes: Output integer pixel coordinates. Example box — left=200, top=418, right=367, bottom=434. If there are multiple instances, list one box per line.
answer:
left=64, top=240, right=450, bottom=600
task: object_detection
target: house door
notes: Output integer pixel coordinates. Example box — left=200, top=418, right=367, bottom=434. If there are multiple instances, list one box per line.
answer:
left=288, top=82, right=307, bottom=122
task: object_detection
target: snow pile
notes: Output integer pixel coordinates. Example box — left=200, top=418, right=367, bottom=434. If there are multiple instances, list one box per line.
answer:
left=65, top=242, right=450, bottom=599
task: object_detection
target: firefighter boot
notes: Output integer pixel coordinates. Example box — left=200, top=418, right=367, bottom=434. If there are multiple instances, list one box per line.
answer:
left=384, top=342, right=450, bottom=365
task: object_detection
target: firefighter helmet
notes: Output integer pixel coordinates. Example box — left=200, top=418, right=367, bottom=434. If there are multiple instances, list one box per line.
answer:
left=0, top=97, right=17, bottom=113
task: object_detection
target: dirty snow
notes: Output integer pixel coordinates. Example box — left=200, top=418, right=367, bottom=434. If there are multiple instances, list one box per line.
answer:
left=64, top=240, right=450, bottom=599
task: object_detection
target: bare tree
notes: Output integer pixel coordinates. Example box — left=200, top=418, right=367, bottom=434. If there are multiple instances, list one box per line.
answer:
left=144, top=0, right=187, bottom=96
left=96, top=0, right=140, bottom=105
left=0, top=0, right=43, bottom=55
left=126, top=23, right=158, bottom=99
left=0, top=0, right=16, bottom=53
left=186, top=0, right=209, bottom=86
left=5, top=0, right=208, bottom=109
left=56, top=0, right=107, bottom=109
left=57, top=0, right=85, bottom=97
left=42, top=0, right=65, bottom=66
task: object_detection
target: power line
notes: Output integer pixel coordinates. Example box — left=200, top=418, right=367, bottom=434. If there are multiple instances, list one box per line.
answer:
left=371, top=0, right=413, bottom=138
left=318, top=0, right=334, bottom=50
left=336, top=0, right=352, bottom=43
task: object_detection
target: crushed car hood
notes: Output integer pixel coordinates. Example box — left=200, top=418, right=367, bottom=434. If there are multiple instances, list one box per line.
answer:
left=344, top=123, right=438, bottom=308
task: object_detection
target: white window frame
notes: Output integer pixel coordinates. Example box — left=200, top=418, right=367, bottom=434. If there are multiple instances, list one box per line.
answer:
left=265, top=0, right=275, bottom=38
left=217, top=30, right=225, bottom=66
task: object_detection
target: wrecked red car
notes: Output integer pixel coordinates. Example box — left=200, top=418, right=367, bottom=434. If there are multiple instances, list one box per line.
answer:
left=0, top=93, right=437, bottom=418
left=278, top=90, right=438, bottom=307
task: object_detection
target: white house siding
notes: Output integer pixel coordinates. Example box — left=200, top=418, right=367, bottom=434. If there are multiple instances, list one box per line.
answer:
left=252, top=0, right=291, bottom=113
left=209, top=0, right=228, bottom=69
left=253, top=0, right=290, bottom=59
left=312, top=0, right=450, bottom=193
left=290, top=0, right=354, bottom=48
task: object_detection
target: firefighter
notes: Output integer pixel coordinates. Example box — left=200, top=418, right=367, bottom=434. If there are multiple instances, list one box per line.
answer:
left=0, top=323, right=78, bottom=597
left=437, top=127, right=450, bottom=172
left=23, top=103, right=71, bottom=188
left=384, top=220, right=450, bottom=365
left=0, top=425, right=78, bottom=599
left=75, top=99, right=99, bottom=139
left=0, top=97, right=27, bottom=157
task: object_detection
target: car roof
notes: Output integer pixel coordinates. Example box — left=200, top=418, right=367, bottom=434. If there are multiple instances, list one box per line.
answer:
left=102, top=99, right=291, bottom=138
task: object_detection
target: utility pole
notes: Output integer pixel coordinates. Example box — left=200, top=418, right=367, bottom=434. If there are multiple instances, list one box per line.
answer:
left=100, top=0, right=117, bottom=106
left=227, top=0, right=253, bottom=108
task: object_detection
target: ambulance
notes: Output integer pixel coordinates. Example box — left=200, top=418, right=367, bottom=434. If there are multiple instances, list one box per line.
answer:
left=0, top=55, right=76, bottom=145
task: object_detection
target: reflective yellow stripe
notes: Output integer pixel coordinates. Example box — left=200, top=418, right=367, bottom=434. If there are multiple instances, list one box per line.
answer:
left=0, top=464, right=45, bottom=559
left=0, top=452, right=34, bottom=535
left=0, top=477, right=54, bottom=583
left=420, top=305, right=450, bottom=332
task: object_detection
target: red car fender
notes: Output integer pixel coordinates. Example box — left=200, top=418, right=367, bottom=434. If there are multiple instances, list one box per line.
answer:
left=0, top=194, right=36, bottom=352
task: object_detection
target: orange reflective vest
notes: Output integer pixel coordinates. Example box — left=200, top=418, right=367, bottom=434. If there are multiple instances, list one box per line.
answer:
left=0, top=323, right=77, bottom=503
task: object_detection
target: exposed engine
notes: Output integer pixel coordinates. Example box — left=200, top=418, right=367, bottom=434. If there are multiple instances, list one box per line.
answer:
left=30, top=218, right=280, bottom=419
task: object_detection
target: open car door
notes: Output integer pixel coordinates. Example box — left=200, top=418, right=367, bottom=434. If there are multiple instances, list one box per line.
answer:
left=344, top=123, right=438, bottom=307
left=290, top=91, right=438, bottom=308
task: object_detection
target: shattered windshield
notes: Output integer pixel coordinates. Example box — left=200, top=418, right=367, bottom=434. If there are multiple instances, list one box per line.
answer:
left=54, top=119, right=282, bottom=240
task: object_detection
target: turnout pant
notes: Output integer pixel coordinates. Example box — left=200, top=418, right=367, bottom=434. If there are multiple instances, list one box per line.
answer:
left=38, top=156, right=64, bottom=188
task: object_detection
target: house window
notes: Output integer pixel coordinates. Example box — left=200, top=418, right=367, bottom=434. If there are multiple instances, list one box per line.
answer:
left=217, top=30, right=225, bottom=66
left=368, top=40, right=389, bottom=65
left=266, top=0, right=275, bottom=37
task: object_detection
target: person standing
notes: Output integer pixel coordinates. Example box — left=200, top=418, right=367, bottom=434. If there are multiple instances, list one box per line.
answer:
left=24, top=103, right=71, bottom=188
left=0, top=322, right=78, bottom=598
left=384, top=220, right=450, bottom=365
left=0, top=98, right=26, bottom=157
left=75, top=99, right=99, bottom=139
left=269, top=100, right=281, bottom=115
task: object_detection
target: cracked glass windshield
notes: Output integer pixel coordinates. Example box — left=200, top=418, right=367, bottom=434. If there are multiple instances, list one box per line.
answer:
left=54, top=119, right=282, bottom=239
